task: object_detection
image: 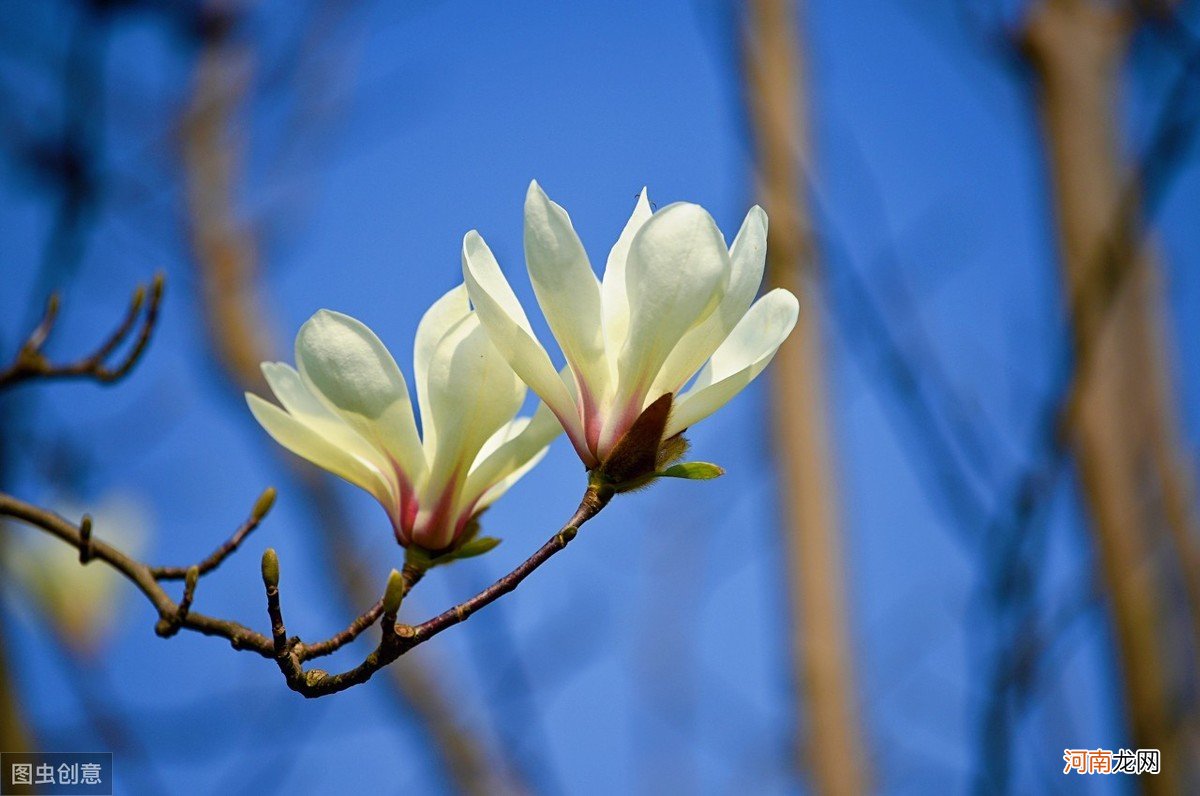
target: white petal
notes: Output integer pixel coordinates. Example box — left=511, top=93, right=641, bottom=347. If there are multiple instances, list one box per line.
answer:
left=463, top=400, right=561, bottom=508
left=666, top=288, right=799, bottom=436
left=601, top=187, right=653, bottom=363
left=617, top=202, right=731, bottom=406
left=246, top=393, right=396, bottom=508
left=461, top=230, right=583, bottom=441
left=524, top=181, right=608, bottom=397
left=475, top=445, right=549, bottom=510
left=413, top=284, right=472, bottom=457
left=651, top=205, right=768, bottom=396
left=421, top=314, right=526, bottom=511
left=1, top=491, right=149, bottom=650
left=472, top=416, right=532, bottom=470
left=261, top=362, right=392, bottom=474
left=294, top=310, right=427, bottom=483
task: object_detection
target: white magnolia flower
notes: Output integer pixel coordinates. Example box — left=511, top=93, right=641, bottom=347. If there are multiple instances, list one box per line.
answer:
left=246, top=285, right=560, bottom=551
left=2, top=491, right=149, bottom=655
left=461, top=181, right=799, bottom=472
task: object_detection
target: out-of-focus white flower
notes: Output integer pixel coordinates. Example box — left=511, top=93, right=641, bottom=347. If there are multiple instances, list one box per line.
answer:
left=462, top=181, right=799, bottom=473
left=2, top=491, right=149, bottom=655
left=246, top=285, right=560, bottom=552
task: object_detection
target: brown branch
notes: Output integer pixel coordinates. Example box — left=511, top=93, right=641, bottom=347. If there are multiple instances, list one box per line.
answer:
left=0, top=481, right=613, bottom=699
left=743, top=1, right=872, bottom=793
left=297, top=561, right=426, bottom=661
left=0, top=274, right=164, bottom=389
left=1014, top=4, right=1200, bottom=793
left=0, top=490, right=275, bottom=657
left=268, top=482, right=613, bottom=698
left=297, top=600, right=383, bottom=661
left=0, top=614, right=33, bottom=754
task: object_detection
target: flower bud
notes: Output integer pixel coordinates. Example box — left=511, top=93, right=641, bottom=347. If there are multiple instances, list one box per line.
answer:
left=252, top=487, right=277, bottom=521
left=596, top=394, right=673, bottom=491
left=382, top=569, right=405, bottom=618
left=261, top=548, right=280, bottom=589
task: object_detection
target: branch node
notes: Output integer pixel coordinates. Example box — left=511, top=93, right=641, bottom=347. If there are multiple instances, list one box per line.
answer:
left=180, top=566, right=199, bottom=614
left=78, top=514, right=93, bottom=564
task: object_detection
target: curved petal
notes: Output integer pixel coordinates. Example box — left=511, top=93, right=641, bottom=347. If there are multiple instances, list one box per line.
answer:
left=651, top=205, right=768, bottom=396
left=261, top=362, right=391, bottom=475
left=294, top=310, right=427, bottom=484
left=601, top=187, right=653, bottom=365
left=524, top=181, right=608, bottom=397
left=473, top=417, right=532, bottom=471
left=420, top=314, right=526, bottom=529
left=246, top=393, right=396, bottom=509
left=463, top=400, right=562, bottom=508
left=413, top=284, right=472, bottom=457
left=617, top=202, right=731, bottom=407
left=475, top=445, right=550, bottom=511
left=666, top=288, right=799, bottom=436
left=461, top=230, right=583, bottom=442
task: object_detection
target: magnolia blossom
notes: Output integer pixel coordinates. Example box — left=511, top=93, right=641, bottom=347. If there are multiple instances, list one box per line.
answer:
left=246, top=285, right=560, bottom=551
left=462, top=181, right=799, bottom=471
left=2, top=491, right=149, bottom=655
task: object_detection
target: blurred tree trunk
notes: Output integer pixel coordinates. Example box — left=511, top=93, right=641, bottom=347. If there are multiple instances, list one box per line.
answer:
left=0, top=430, right=32, bottom=754
left=0, top=623, right=32, bottom=754
left=1023, top=0, right=1200, bottom=789
left=179, top=12, right=519, bottom=795
left=743, top=2, right=869, bottom=793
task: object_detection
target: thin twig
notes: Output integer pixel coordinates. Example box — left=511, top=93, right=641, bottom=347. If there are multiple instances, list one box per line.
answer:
left=0, top=490, right=275, bottom=656
left=0, top=482, right=614, bottom=698
left=297, top=561, right=425, bottom=662
left=296, top=600, right=383, bottom=661
left=265, top=483, right=613, bottom=698
left=0, top=274, right=164, bottom=389
left=151, top=488, right=275, bottom=580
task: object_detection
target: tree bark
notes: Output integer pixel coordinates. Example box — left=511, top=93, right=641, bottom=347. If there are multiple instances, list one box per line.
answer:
left=743, top=2, right=870, bottom=793
left=1023, top=1, right=1200, bottom=790
left=178, top=15, right=518, bottom=794
left=0, top=620, right=32, bottom=755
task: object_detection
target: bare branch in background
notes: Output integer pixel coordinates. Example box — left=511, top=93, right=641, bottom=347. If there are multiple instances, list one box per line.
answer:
left=986, top=1, right=1200, bottom=791
left=0, top=276, right=163, bottom=389
left=177, top=4, right=531, bottom=792
left=969, top=11, right=1200, bottom=783
left=0, top=616, right=32, bottom=755
left=742, top=1, right=871, bottom=793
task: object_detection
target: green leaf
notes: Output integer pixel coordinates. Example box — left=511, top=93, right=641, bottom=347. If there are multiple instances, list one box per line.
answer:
left=658, top=462, right=725, bottom=481
left=453, top=536, right=502, bottom=560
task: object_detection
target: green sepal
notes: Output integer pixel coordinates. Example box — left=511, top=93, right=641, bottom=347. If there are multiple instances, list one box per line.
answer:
left=404, top=527, right=502, bottom=570
left=658, top=462, right=725, bottom=481
left=453, top=536, right=502, bottom=560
